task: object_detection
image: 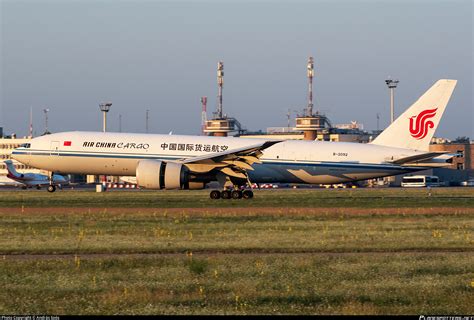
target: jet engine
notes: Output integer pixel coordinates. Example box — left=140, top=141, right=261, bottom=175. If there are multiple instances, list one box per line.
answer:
left=136, top=160, right=190, bottom=190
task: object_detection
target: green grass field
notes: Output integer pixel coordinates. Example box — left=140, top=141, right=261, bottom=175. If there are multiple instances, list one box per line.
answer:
left=0, top=187, right=473, bottom=208
left=0, top=188, right=473, bottom=314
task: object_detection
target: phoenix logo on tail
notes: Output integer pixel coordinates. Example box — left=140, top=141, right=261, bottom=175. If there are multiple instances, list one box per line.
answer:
left=409, top=108, right=437, bottom=140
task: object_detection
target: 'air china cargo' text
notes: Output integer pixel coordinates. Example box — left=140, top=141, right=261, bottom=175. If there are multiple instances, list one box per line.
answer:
left=83, top=141, right=150, bottom=149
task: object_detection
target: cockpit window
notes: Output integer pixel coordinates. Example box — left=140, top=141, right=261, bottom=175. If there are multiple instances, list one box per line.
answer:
left=20, top=143, right=31, bottom=148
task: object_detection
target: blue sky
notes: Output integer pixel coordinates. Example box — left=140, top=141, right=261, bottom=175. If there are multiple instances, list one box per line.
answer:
left=1, top=0, right=472, bottom=138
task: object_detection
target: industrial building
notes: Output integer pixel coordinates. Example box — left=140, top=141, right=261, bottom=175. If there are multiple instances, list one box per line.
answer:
left=242, top=124, right=373, bottom=143
left=430, top=141, right=472, bottom=171
left=424, top=141, right=474, bottom=185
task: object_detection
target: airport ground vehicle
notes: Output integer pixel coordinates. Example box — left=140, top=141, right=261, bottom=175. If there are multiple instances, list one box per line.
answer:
left=460, top=179, right=474, bottom=187
left=401, top=175, right=440, bottom=188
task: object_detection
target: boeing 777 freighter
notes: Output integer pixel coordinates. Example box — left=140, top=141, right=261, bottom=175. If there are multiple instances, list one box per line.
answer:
left=12, top=79, right=457, bottom=199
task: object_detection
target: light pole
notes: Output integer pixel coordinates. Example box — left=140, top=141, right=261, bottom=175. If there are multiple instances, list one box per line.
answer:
left=146, top=109, right=149, bottom=133
left=99, top=102, right=112, bottom=132
left=385, top=78, right=399, bottom=124
left=287, top=108, right=291, bottom=130
left=43, top=108, right=50, bottom=134
left=98, top=102, right=111, bottom=184
left=384, top=79, right=399, bottom=186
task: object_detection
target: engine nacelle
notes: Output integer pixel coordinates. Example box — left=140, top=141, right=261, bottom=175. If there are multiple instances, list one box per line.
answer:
left=136, top=160, right=189, bottom=190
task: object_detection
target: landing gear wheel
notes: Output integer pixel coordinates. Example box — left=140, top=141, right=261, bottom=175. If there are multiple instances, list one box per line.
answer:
left=47, top=185, right=56, bottom=193
left=231, top=190, right=243, bottom=199
left=221, top=190, right=231, bottom=199
left=36, top=186, right=41, bottom=190
left=242, top=190, right=254, bottom=199
left=210, top=190, right=221, bottom=200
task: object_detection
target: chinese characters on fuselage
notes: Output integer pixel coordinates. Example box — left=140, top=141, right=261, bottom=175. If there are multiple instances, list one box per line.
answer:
left=161, top=143, right=228, bottom=153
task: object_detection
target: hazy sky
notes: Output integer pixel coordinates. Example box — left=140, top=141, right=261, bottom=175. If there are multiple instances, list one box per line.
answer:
left=1, top=0, right=472, bottom=139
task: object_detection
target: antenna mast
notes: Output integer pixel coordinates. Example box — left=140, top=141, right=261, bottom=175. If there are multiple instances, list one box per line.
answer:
left=29, top=107, right=33, bottom=138
left=216, top=61, right=224, bottom=119
left=307, top=56, right=314, bottom=116
left=201, top=97, right=207, bottom=135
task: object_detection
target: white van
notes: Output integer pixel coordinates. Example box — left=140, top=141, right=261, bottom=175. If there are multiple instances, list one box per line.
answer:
left=401, top=175, right=440, bottom=188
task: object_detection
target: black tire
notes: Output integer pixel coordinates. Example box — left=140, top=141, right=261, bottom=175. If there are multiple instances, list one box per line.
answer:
left=231, top=190, right=243, bottom=199
left=210, top=190, right=221, bottom=200
left=47, top=185, right=56, bottom=193
left=242, top=190, right=254, bottom=199
left=221, top=190, right=231, bottom=199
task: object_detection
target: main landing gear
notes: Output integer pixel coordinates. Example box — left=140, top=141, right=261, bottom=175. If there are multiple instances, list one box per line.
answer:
left=211, top=172, right=255, bottom=200
left=47, top=172, right=56, bottom=193
left=209, top=189, right=254, bottom=200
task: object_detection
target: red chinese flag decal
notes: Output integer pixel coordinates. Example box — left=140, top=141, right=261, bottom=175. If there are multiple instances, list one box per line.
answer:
left=64, top=141, right=72, bottom=146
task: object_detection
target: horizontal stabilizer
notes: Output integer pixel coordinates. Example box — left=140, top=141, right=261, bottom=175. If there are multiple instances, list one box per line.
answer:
left=390, top=152, right=448, bottom=165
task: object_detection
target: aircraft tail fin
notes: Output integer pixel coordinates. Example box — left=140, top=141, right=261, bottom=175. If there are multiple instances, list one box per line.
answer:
left=4, top=160, right=21, bottom=178
left=371, top=79, right=457, bottom=151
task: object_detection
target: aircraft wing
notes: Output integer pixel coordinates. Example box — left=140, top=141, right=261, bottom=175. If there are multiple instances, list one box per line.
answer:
left=390, top=151, right=451, bottom=165
left=179, top=140, right=281, bottom=179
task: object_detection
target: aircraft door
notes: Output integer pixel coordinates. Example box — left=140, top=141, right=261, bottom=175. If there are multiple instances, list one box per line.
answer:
left=50, top=141, right=60, bottom=156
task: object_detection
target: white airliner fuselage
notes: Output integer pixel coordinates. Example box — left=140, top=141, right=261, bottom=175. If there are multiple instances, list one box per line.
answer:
left=10, top=79, right=457, bottom=197
left=13, top=132, right=424, bottom=184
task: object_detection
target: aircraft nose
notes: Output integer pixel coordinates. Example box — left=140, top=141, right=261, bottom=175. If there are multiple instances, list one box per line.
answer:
left=11, top=149, right=20, bottom=161
left=11, top=148, right=30, bottom=165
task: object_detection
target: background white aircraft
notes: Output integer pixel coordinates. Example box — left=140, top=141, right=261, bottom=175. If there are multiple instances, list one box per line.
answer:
left=12, top=79, right=457, bottom=199
left=0, top=175, right=23, bottom=187
left=3, top=160, right=69, bottom=192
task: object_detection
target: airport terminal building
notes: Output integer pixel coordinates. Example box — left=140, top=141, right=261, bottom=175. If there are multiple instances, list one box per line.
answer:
left=0, top=136, right=44, bottom=179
